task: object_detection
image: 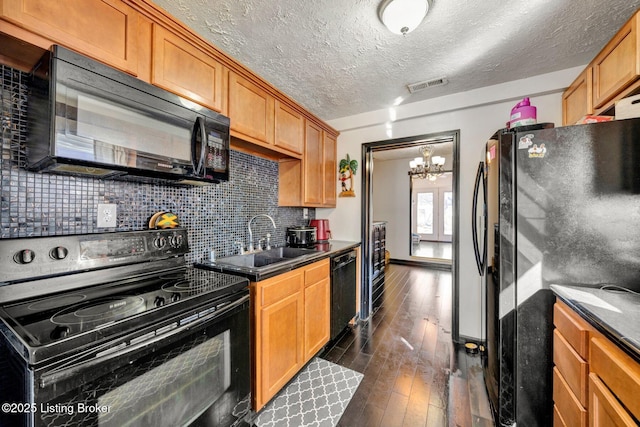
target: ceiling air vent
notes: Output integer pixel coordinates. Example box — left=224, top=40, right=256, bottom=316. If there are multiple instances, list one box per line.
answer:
left=407, top=77, right=448, bottom=93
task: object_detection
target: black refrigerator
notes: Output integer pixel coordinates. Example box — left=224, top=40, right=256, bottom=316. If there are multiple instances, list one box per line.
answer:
left=471, top=118, right=640, bottom=426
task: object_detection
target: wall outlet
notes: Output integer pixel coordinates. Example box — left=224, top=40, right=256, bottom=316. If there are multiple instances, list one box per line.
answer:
left=97, top=204, right=117, bottom=228
left=303, top=208, right=309, bottom=219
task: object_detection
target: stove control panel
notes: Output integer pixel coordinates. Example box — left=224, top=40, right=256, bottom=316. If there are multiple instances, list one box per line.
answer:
left=0, top=228, right=189, bottom=284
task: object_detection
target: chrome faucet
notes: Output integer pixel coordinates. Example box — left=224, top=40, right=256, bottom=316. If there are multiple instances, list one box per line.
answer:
left=248, top=214, right=276, bottom=253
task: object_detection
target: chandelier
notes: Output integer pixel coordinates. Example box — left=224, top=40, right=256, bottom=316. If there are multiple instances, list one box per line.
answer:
left=408, top=145, right=445, bottom=180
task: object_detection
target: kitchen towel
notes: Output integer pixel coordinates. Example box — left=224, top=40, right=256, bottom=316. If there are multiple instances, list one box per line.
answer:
left=254, top=357, right=363, bottom=427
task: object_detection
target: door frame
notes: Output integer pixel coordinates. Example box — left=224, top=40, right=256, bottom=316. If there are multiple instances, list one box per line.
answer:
left=360, top=130, right=461, bottom=342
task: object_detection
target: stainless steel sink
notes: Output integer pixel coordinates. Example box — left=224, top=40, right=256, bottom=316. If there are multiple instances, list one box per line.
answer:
left=212, top=247, right=322, bottom=272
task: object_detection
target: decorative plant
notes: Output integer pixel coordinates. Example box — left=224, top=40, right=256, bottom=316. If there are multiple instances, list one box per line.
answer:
left=339, top=154, right=358, bottom=197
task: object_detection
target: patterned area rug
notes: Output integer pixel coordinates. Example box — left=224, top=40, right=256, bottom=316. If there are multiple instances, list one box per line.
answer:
left=254, top=357, right=363, bottom=427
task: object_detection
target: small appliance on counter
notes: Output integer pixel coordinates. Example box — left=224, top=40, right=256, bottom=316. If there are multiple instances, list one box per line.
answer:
left=309, top=219, right=331, bottom=242
left=286, top=226, right=316, bottom=248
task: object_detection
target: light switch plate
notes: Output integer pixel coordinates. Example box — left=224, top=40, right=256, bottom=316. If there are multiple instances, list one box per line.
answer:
left=97, top=204, right=117, bottom=228
left=303, top=208, right=309, bottom=219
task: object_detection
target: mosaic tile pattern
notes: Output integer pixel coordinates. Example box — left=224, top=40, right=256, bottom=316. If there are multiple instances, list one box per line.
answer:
left=0, top=65, right=314, bottom=264
left=255, top=358, right=363, bottom=427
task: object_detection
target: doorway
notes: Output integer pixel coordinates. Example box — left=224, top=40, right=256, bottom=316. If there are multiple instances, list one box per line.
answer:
left=361, top=130, right=460, bottom=342
left=408, top=141, right=454, bottom=265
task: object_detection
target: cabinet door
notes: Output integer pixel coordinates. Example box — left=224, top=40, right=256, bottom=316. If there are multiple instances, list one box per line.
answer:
left=0, top=0, right=138, bottom=75
left=152, top=25, right=225, bottom=112
left=304, top=277, right=330, bottom=361
left=259, top=289, right=304, bottom=409
left=274, top=101, right=304, bottom=155
left=323, top=132, right=337, bottom=207
left=229, top=71, right=275, bottom=145
left=589, top=374, right=637, bottom=427
left=592, top=13, right=640, bottom=109
left=562, top=68, right=592, bottom=125
left=303, top=121, right=323, bottom=205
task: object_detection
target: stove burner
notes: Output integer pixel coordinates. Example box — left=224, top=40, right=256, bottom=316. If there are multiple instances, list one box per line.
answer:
left=27, top=294, right=87, bottom=311
left=51, top=296, right=146, bottom=326
left=161, top=278, right=208, bottom=293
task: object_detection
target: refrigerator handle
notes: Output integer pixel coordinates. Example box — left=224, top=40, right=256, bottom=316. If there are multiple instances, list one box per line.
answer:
left=472, top=161, right=486, bottom=276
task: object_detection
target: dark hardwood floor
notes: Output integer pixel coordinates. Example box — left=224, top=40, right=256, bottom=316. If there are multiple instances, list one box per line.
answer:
left=320, top=264, right=493, bottom=427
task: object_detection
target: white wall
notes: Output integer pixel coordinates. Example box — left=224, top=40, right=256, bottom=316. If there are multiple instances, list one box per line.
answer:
left=316, top=66, right=581, bottom=340
left=372, top=158, right=410, bottom=259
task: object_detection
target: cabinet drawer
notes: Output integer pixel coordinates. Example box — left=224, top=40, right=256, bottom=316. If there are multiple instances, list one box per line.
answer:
left=554, top=329, right=589, bottom=407
left=553, top=405, right=567, bottom=427
left=590, top=337, right=640, bottom=420
left=554, top=301, right=592, bottom=360
left=553, top=367, right=587, bottom=427
left=589, top=373, right=637, bottom=427
left=260, top=270, right=303, bottom=307
left=305, top=259, right=329, bottom=287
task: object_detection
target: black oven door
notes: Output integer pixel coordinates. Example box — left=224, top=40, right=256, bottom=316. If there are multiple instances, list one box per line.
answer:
left=9, top=294, right=250, bottom=427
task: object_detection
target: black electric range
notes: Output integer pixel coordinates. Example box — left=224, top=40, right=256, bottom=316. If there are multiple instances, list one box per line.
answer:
left=0, top=229, right=251, bottom=427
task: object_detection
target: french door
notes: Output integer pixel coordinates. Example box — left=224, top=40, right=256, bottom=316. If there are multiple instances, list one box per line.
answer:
left=413, top=188, right=452, bottom=242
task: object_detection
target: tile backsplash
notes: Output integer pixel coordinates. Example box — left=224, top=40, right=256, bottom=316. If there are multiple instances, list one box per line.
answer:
left=0, top=65, right=314, bottom=264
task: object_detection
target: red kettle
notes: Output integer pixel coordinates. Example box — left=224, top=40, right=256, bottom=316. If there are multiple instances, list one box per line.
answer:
left=309, top=219, right=331, bottom=242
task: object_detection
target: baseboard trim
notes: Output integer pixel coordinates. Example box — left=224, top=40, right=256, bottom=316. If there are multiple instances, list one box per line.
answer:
left=389, top=258, right=452, bottom=271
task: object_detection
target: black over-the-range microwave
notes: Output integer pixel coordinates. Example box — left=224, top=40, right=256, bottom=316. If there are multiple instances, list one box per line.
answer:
left=26, top=45, right=230, bottom=185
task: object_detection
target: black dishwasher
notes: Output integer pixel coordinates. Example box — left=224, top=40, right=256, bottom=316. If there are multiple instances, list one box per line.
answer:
left=331, top=250, right=357, bottom=340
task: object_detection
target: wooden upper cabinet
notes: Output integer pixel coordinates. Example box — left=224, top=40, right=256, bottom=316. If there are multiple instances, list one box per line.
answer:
left=0, top=0, right=138, bottom=75
left=323, top=132, right=337, bottom=206
left=274, top=100, right=304, bottom=155
left=278, top=124, right=338, bottom=208
left=562, top=68, right=592, bottom=125
left=592, top=11, right=640, bottom=109
left=229, top=71, right=275, bottom=145
left=151, top=24, right=225, bottom=112
left=303, top=121, right=323, bottom=205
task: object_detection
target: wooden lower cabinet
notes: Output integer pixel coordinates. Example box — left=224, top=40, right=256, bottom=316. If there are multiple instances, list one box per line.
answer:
left=589, top=374, right=637, bottom=427
left=553, top=299, right=640, bottom=427
left=553, top=300, right=592, bottom=427
left=259, top=281, right=304, bottom=405
left=251, top=259, right=330, bottom=411
left=304, top=263, right=330, bottom=360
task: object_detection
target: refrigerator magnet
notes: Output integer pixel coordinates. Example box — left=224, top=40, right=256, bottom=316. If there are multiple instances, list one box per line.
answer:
left=528, top=143, right=547, bottom=158
left=518, top=134, right=535, bottom=149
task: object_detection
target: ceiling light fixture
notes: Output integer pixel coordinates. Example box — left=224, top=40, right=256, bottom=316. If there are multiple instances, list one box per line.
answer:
left=378, top=0, right=430, bottom=36
left=408, top=145, right=446, bottom=180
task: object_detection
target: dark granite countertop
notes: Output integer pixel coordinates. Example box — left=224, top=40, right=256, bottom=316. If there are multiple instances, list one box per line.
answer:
left=550, top=284, right=640, bottom=363
left=195, top=240, right=360, bottom=281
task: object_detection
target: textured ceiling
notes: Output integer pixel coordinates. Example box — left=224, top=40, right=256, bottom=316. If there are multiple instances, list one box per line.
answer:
left=152, top=0, right=640, bottom=121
